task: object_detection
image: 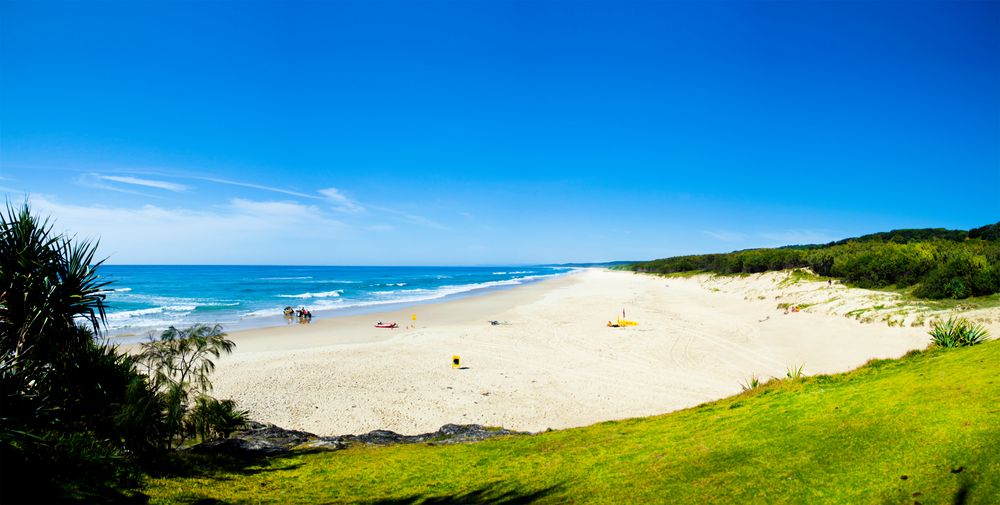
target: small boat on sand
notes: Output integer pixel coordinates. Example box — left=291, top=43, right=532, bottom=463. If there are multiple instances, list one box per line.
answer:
left=374, top=322, right=398, bottom=329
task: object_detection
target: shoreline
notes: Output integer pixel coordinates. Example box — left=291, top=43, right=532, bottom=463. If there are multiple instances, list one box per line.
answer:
left=215, top=269, right=584, bottom=353
left=209, top=268, right=950, bottom=436
left=107, top=269, right=576, bottom=344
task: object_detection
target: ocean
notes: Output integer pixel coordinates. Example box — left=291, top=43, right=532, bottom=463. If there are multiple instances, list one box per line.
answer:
left=98, top=265, right=571, bottom=339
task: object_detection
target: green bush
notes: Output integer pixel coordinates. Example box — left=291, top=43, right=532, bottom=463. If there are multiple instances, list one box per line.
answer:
left=928, top=317, right=990, bottom=348
left=915, top=253, right=1000, bottom=299
left=188, top=396, right=250, bottom=442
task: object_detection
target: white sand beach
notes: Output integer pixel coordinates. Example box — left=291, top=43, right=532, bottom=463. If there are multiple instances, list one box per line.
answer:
left=211, top=268, right=993, bottom=436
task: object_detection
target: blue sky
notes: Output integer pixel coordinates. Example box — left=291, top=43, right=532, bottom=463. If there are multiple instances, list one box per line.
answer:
left=1, top=0, right=997, bottom=265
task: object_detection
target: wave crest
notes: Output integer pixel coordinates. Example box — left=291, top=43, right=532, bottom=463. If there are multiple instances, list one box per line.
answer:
left=277, top=290, right=344, bottom=299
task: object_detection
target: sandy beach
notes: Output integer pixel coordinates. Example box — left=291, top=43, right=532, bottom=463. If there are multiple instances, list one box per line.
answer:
left=207, top=268, right=988, bottom=436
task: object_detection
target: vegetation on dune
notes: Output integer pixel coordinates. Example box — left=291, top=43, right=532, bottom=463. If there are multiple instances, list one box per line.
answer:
left=785, top=363, right=805, bottom=380
left=624, top=222, right=1000, bottom=299
left=0, top=204, right=246, bottom=503
left=929, top=317, right=990, bottom=348
left=141, top=340, right=1000, bottom=504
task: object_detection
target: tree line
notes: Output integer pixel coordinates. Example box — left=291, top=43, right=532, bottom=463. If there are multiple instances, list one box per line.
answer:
left=626, top=223, right=1000, bottom=299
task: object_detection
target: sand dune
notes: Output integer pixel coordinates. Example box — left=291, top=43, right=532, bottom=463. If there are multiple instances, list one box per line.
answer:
left=212, top=268, right=973, bottom=436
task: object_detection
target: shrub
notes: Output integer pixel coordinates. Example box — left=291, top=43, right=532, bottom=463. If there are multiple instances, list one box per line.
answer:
left=914, top=253, right=999, bottom=299
left=188, top=396, right=250, bottom=442
left=740, top=374, right=761, bottom=391
left=786, top=364, right=805, bottom=380
left=928, top=317, right=990, bottom=348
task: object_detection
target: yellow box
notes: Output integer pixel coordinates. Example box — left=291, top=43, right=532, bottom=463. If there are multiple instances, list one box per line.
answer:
left=451, top=355, right=461, bottom=369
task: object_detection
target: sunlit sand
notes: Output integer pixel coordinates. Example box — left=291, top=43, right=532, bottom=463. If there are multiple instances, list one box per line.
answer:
left=211, top=269, right=956, bottom=435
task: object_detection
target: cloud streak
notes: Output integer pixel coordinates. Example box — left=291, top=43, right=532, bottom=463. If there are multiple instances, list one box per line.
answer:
left=319, top=187, right=365, bottom=213
left=180, top=175, right=443, bottom=229
left=28, top=195, right=348, bottom=264
left=100, top=175, right=187, bottom=192
left=191, top=175, right=321, bottom=200
left=71, top=168, right=450, bottom=232
left=75, top=174, right=158, bottom=198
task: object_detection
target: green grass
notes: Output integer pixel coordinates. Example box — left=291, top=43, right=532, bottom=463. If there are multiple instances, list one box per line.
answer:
left=656, top=269, right=710, bottom=279
left=140, top=341, right=1000, bottom=504
left=906, top=292, right=1000, bottom=312
left=777, top=268, right=831, bottom=287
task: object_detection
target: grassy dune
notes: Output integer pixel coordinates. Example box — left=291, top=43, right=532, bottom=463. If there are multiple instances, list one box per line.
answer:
left=143, top=340, right=1000, bottom=504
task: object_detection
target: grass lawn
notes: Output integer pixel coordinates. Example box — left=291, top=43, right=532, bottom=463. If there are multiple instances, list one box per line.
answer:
left=141, top=340, right=1000, bottom=504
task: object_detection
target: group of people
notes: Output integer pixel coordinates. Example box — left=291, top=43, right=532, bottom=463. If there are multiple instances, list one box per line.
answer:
left=283, top=306, right=313, bottom=323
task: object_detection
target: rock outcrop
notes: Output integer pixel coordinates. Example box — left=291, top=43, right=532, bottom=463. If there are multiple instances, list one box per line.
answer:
left=189, top=421, right=527, bottom=456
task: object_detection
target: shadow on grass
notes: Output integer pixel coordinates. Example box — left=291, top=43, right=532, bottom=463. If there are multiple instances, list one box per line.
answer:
left=952, top=481, right=971, bottom=505
left=364, top=483, right=561, bottom=505
left=1, top=482, right=153, bottom=505
left=141, top=451, right=303, bottom=480
left=122, top=453, right=306, bottom=505
left=139, top=481, right=561, bottom=505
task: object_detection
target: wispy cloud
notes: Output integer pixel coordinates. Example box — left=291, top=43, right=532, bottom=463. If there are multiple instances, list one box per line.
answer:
left=228, top=198, right=336, bottom=223
left=176, top=174, right=446, bottom=230
left=192, top=176, right=320, bottom=200
left=703, top=230, right=747, bottom=242
left=77, top=169, right=449, bottom=231
left=100, top=175, right=187, bottom=192
left=76, top=174, right=158, bottom=198
left=28, top=195, right=348, bottom=263
left=318, top=187, right=365, bottom=213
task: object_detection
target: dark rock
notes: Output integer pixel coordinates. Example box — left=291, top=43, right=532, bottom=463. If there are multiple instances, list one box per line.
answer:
left=296, top=438, right=347, bottom=451
left=189, top=421, right=321, bottom=455
left=237, top=421, right=315, bottom=447
left=188, top=421, right=527, bottom=456
left=330, top=423, right=526, bottom=447
left=189, top=437, right=288, bottom=456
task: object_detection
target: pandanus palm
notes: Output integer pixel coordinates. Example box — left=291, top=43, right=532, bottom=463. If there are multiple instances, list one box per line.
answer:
left=137, top=323, right=237, bottom=446
left=138, top=323, right=235, bottom=393
left=0, top=204, right=169, bottom=502
left=0, top=203, right=110, bottom=424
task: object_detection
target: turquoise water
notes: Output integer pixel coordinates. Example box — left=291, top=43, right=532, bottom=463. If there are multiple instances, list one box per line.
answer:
left=99, top=265, right=571, bottom=338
